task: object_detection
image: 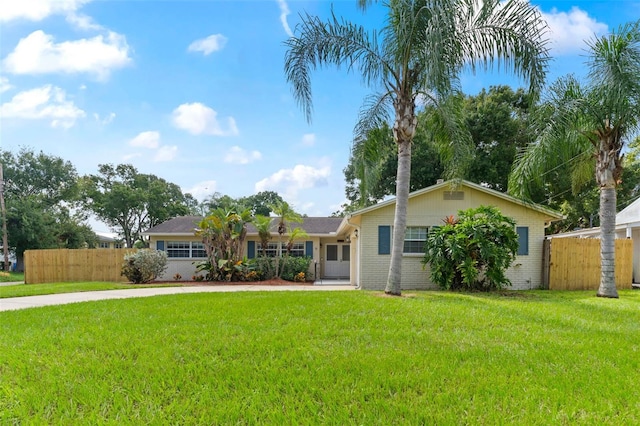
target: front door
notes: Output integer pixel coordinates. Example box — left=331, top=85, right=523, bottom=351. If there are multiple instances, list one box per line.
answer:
left=324, top=244, right=350, bottom=278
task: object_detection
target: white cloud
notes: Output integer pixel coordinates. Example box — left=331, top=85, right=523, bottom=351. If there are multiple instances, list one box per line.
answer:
left=93, top=111, right=115, bottom=124
left=301, top=133, right=316, bottom=147
left=542, top=7, right=608, bottom=55
left=276, top=0, right=294, bottom=37
left=123, top=153, right=141, bottom=161
left=224, top=146, right=262, bottom=164
left=0, top=85, right=85, bottom=128
left=255, top=164, right=331, bottom=199
left=129, top=130, right=160, bottom=149
left=186, top=180, right=217, bottom=200
left=0, top=77, right=12, bottom=94
left=66, top=12, right=102, bottom=31
left=188, top=34, right=227, bottom=55
left=153, top=145, right=178, bottom=162
left=0, top=0, right=90, bottom=22
left=172, top=102, right=239, bottom=136
left=3, top=30, right=131, bottom=80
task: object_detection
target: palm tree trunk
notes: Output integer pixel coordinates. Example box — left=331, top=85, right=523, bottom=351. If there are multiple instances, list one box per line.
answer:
left=597, top=185, right=618, bottom=298
left=596, top=138, right=619, bottom=298
left=385, top=138, right=412, bottom=295
left=385, top=95, right=417, bottom=296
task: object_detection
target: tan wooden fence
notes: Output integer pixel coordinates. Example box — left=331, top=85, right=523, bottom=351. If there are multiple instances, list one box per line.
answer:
left=24, top=248, right=136, bottom=284
left=547, top=238, right=633, bottom=290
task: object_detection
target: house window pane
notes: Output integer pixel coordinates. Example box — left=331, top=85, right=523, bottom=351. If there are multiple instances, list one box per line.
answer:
left=289, top=242, right=305, bottom=258
left=167, top=241, right=190, bottom=258
left=326, top=245, right=338, bottom=261
left=192, top=242, right=207, bottom=258
left=403, top=226, right=428, bottom=254
left=342, top=245, right=350, bottom=261
left=99, top=242, right=110, bottom=249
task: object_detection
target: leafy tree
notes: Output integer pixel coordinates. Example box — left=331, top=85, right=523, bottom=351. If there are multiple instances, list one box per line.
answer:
left=510, top=21, right=640, bottom=298
left=82, top=164, right=193, bottom=247
left=1, top=148, right=97, bottom=267
left=285, top=0, right=548, bottom=295
left=239, top=191, right=285, bottom=216
left=340, top=86, right=531, bottom=213
left=422, top=206, right=519, bottom=291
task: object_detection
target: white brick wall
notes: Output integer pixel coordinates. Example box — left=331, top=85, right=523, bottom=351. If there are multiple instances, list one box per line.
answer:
left=356, top=186, right=554, bottom=291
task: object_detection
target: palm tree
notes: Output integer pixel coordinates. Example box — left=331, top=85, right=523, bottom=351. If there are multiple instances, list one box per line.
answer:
left=510, top=20, right=640, bottom=298
left=270, top=201, right=303, bottom=277
left=253, top=214, right=273, bottom=256
left=284, top=0, right=548, bottom=295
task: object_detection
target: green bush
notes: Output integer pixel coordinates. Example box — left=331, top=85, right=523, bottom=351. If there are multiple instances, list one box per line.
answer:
left=121, top=250, right=168, bottom=284
left=281, top=256, right=313, bottom=282
left=422, top=205, right=519, bottom=291
left=194, top=258, right=258, bottom=282
left=250, top=256, right=313, bottom=282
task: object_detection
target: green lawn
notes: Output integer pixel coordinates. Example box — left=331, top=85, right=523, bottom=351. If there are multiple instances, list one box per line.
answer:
left=0, top=281, right=183, bottom=298
left=1, top=290, right=639, bottom=424
left=0, top=271, right=24, bottom=282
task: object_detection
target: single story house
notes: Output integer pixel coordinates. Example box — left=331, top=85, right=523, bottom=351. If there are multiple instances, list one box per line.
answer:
left=96, top=232, right=124, bottom=249
left=548, top=196, right=640, bottom=283
left=143, top=180, right=562, bottom=290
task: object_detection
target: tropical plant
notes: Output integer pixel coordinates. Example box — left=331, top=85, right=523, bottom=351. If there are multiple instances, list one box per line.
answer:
left=253, top=214, right=273, bottom=257
left=270, top=201, right=303, bottom=277
left=121, top=249, right=168, bottom=284
left=284, top=0, right=548, bottom=295
left=195, top=208, right=253, bottom=281
left=509, top=20, right=640, bottom=298
left=422, top=206, right=519, bottom=291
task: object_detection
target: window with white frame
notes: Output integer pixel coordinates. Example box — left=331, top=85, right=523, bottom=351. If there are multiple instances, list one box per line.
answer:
left=403, top=226, right=428, bottom=254
left=99, top=242, right=110, bottom=249
left=257, top=242, right=305, bottom=257
left=166, top=241, right=206, bottom=258
left=114, top=243, right=123, bottom=249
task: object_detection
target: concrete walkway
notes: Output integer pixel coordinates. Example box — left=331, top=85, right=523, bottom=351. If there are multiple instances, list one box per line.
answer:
left=0, top=284, right=355, bottom=312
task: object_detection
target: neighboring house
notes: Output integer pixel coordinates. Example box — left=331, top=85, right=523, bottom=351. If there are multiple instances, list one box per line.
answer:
left=143, top=180, right=561, bottom=289
left=142, top=216, right=345, bottom=281
left=337, top=180, right=562, bottom=290
left=96, top=232, right=124, bottom=249
left=549, top=197, right=640, bottom=283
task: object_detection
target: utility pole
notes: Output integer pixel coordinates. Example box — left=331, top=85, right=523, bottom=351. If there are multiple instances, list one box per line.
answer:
left=0, top=163, right=9, bottom=272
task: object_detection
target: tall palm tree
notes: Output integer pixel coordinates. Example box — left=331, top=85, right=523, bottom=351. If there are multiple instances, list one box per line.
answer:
left=510, top=20, right=640, bottom=298
left=285, top=0, right=548, bottom=295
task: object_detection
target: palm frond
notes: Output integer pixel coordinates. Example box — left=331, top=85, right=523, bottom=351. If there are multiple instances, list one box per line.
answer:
left=353, top=92, right=393, bottom=144
left=284, top=11, right=387, bottom=123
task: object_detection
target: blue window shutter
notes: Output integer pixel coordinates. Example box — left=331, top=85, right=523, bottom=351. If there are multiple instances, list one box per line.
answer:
left=157, top=240, right=165, bottom=251
left=305, top=241, right=313, bottom=257
left=247, top=241, right=256, bottom=259
left=516, top=227, right=529, bottom=255
left=378, top=226, right=391, bottom=255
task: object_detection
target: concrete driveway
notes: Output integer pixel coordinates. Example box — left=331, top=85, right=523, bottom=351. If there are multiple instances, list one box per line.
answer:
left=0, top=284, right=355, bottom=312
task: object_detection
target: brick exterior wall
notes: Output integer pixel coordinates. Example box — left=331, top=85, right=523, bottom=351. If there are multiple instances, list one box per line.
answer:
left=356, top=186, right=555, bottom=291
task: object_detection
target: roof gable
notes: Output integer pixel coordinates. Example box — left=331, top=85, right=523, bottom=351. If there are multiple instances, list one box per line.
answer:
left=346, top=180, right=562, bottom=220
left=616, top=197, right=640, bottom=225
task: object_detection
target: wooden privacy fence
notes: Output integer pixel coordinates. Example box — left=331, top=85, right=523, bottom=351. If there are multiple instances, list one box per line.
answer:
left=546, top=238, right=632, bottom=290
left=24, top=248, right=136, bottom=284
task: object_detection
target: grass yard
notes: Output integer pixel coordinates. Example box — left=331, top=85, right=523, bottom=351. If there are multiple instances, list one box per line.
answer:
left=0, top=281, right=183, bottom=298
left=1, top=290, right=639, bottom=424
left=0, top=271, right=24, bottom=282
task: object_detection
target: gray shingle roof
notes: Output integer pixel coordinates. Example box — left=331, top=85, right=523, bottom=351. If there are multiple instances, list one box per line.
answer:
left=143, top=216, right=343, bottom=236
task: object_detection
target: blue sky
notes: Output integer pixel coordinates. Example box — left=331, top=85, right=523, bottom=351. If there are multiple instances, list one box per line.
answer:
left=1, top=0, right=638, bottom=232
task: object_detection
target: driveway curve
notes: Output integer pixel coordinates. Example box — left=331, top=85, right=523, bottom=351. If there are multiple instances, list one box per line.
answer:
left=0, top=284, right=355, bottom=312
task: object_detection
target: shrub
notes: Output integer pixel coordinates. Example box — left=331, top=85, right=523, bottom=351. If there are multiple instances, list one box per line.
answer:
left=121, top=250, right=168, bottom=284
left=281, top=256, right=313, bottom=282
left=194, top=258, right=258, bottom=282
left=422, top=205, right=519, bottom=291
